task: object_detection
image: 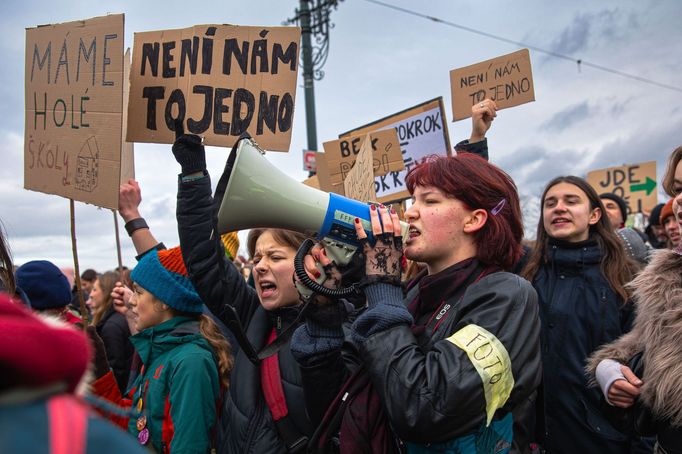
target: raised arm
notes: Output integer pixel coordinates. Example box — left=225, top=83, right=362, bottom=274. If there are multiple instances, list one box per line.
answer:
left=172, top=130, right=260, bottom=326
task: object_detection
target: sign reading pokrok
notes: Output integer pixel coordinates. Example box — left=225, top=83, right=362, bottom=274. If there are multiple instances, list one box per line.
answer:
left=127, top=24, right=301, bottom=152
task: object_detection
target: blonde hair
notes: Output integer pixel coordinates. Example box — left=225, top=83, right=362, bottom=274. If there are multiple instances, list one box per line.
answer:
left=198, top=314, right=234, bottom=389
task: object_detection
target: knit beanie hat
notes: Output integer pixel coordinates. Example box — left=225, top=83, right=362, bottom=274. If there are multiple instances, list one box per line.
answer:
left=0, top=294, right=90, bottom=393
left=221, top=231, right=240, bottom=261
left=616, top=227, right=650, bottom=265
left=131, top=247, right=203, bottom=314
left=15, top=260, right=71, bottom=310
left=660, top=199, right=675, bottom=224
left=600, top=193, right=628, bottom=225
left=650, top=202, right=665, bottom=226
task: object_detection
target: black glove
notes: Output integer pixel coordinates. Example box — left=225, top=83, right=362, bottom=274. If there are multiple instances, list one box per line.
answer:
left=86, top=326, right=110, bottom=379
left=358, top=232, right=403, bottom=288
left=172, top=121, right=206, bottom=176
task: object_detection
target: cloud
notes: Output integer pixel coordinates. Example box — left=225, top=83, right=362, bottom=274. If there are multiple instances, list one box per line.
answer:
left=549, top=13, right=593, bottom=56
left=541, top=102, right=590, bottom=132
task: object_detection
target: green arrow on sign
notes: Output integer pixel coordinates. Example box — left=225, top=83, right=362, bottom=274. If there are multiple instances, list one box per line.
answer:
left=630, top=177, right=656, bottom=196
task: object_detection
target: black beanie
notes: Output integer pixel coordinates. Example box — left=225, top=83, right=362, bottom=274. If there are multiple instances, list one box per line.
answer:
left=649, top=203, right=665, bottom=226
left=15, top=261, right=71, bottom=310
left=600, top=193, right=628, bottom=224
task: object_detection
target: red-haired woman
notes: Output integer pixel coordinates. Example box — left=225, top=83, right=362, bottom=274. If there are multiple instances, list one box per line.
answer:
left=291, top=154, right=542, bottom=452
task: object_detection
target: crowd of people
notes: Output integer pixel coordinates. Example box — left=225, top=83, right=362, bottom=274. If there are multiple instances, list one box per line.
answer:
left=0, top=100, right=680, bottom=454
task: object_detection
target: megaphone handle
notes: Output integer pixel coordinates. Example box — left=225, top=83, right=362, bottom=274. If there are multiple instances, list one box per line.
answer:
left=294, top=239, right=361, bottom=299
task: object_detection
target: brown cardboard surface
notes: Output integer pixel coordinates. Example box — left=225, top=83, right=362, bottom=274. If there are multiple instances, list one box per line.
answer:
left=314, top=152, right=340, bottom=195
left=450, top=49, right=535, bottom=121
left=302, top=174, right=320, bottom=189
left=343, top=134, right=377, bottom=203
left=320, top=128, right=403, bottom=194
left=25, top=14, right=125, bottom=210
left=127, top=24, right=301, bottom=152
left=341, top=98, right=451, bottom=203
left=120, top=48, right=135, bottom=184
left=587, top=161, right=658, bottom=214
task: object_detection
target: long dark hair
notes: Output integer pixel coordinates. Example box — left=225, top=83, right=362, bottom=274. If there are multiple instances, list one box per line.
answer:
left=521, top=176, right=635, bottom=302
left=0, top=221, right=14, bottom=295
left=662, top=145, right=682, bottom=197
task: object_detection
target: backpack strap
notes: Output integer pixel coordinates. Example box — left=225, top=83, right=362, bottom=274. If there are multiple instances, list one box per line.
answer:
left=260, top=328, right=308, bottom=453
left=48, top=394, right=88, bottom=454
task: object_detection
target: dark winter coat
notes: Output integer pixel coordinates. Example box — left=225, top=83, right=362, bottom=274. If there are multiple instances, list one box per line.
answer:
left=532, top=237, right=636, bottom=453
left=292, top=259, right=542, bottom=452
left=588, top=249, right=682, bottom=454
left=176, top=173, right=315, bottom=454
left=96, top=307, right=133, bottom=393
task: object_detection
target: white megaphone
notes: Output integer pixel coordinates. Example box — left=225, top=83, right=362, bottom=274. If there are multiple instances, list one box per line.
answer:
left=216, top=137, right=408, bottom=267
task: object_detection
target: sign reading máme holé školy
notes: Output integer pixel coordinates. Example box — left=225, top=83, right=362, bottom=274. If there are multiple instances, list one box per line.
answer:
left=127, top=24, right=301, bottom=152
left=25, top=14, right=128, bottom=209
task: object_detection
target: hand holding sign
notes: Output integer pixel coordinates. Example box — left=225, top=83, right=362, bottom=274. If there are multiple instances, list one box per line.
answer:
left=172, top=120, right=206, bottom=176
left=470, top=99, right=498, bottom=143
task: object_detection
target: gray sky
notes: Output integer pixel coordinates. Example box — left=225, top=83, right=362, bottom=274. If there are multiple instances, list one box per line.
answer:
left=2, top=0, right=681, bottom=272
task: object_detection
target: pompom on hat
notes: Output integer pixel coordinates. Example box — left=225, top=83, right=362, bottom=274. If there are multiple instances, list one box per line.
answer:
left=15, top=260, right=71, bottom=310
left=220, top=231, right=240, bottom=261
left=131, top=247, right=203, bottom=314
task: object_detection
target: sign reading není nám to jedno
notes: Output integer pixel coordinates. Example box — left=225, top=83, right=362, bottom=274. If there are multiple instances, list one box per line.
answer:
left=127, top=24, right=301, bottom=151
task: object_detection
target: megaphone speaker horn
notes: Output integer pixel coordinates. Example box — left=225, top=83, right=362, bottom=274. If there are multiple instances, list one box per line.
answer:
left=216, top=137, right=408, bottom=254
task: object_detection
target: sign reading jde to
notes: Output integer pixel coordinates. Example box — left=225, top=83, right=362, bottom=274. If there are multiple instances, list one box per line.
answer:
left=127, top=24, right=301, bottom=152
left=587, top=161, right=657, bottom=214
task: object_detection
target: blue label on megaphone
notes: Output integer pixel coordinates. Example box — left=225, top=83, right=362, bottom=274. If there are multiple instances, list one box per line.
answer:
left=320, top=193, right=402, bottom=245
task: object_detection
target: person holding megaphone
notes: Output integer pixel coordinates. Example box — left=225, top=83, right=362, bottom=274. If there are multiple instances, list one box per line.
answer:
left=172, top=125, right=318, bottom=454
left=290, top=153, right=542, bottom=453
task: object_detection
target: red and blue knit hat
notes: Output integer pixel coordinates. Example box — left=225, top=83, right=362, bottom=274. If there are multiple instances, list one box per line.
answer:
left=130, top=247, right=203, bottom=314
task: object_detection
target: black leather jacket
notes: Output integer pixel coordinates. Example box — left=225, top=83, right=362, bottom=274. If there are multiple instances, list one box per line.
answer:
left=293, top=267, right=542, bottom=448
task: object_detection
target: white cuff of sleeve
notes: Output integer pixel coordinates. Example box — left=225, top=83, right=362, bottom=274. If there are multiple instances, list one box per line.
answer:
left=596, top=358, right=626, bottom=406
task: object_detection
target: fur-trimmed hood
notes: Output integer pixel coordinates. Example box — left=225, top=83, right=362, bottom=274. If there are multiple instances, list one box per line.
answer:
left=588, top=249, right=682, bottom=427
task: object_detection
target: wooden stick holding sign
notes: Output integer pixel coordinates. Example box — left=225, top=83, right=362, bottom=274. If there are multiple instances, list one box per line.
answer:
left=450, top=49, right=535, bottom=121
left=70, top=199, right=87, bottom=329
left=113, top=210, right=124, bottom=283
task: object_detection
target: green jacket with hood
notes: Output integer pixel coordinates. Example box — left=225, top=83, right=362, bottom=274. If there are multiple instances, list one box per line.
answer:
left=95, top=316, right=220, bottom=453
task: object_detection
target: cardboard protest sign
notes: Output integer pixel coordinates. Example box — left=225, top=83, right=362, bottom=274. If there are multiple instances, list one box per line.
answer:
left=302, top=174, right=320, bottom=189
left=319, top=128, right=403, bottom=196
left=343, top=134, right=377, bottom=203
left=341, top=97, right=451, bottom=203
left=587, top=161, right=657, bottom=214
left=450, top=49, right=535, bottom=121
left=25, top=14, right=125, bottom=209
left=127, top=24, right=301, bottom=151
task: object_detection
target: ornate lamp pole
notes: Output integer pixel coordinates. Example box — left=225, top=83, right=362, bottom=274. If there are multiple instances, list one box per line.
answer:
left=285, top=0, right=343, bottom=158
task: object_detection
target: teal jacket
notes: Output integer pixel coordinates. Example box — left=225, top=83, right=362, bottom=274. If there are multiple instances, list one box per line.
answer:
left=95, top=316, right=220, bottom=453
